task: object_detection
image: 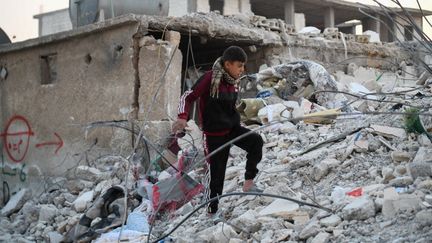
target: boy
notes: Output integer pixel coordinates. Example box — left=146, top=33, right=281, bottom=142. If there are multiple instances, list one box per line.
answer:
left=172, top=46, right=263, bottom=216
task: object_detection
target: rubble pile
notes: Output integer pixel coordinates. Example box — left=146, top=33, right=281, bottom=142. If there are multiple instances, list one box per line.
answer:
left=1, top=61, right=432, bottom=243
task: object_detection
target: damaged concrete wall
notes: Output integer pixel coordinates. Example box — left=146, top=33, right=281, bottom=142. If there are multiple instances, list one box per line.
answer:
left=393, top=15, right=423, bottom=42
left=0, top=18, right=181, bottom=198
left=245, top=38, right=410, bottom=73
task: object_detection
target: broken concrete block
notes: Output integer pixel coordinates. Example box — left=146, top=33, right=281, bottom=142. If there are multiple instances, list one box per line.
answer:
left=164, top=30, right=181, bottom=46
left=299, top=26, right=321, bottom=34
left=258, top=103, right=291, bottom=124
left=324, top=28, right=339, bottom=40
left=323, top=27, right=338, bottom=35
left=394, top=165, right=407, bottom=175
left=197, top=222, right=238, bottom=243
left=409, top=162, right=432, bottom=180
left=382, top=187, right=399, bottom=218
left=370, top=125, right=406, bottom=139
left=390, top=151, right=412, bottom=163
left=412, top=147, right=432, bottom=164
left=415, top=210, right=432, bottom=228
left=1, top=189, right=31, bottom=216
left=409, top=147, right=432, bottom=179
left=347, top=63, right=358, bottom=76
left=363, top=184, right=385, bottom=195
left=73, top=190, right=94, bottom=213
left=228, top=239, right=243, bottom=243
left=375, top=197, right=384, bottom=212
left=38, top=204, right=58, bottom=222
left=311, top=232, right=331, bottom=243
left=283, top=100, right=303, bottom=118
left=278, top=122, right=296, bottom=134
left=382, top=187, right=422, bottom=218
left=425, top=195, right=432, bottom=204
left=389, top=176, right=413, bottom=187
left=66, top=180, right=95, bottom=195
left=392, top=194, right=422, bottom=213
left=363, top=30, right=380, bottom=43
left=231, top=210, right=261, bottom=233
left=321, top=158, right=341, bottom=169
left=319, top=214, right=341, bottom=227
left=313, top=162, right=329, bottom=181
left=355, top=34, right=370, bottom=43
left=418, top=179, right=432, bottom=190
left=259, top=199, right=300, bottom=219
left=341, top=196, right=375, bottom=220
left=47, top=231, right=64, bottom=243
left=418, top=134, right=432, bottom=147
left=354, top=140, right=369, bottom=153
left=299, top=220, right=320, bottom=240
left=381, top=166, right=395, bottom=183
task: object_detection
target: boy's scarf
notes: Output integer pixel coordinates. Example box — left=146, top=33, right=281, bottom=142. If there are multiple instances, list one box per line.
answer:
left=210, top=57, right=238, bottom=98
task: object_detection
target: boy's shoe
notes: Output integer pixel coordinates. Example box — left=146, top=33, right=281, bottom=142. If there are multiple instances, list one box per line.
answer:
left=244, top=184, right=263, bottom=193
left=243, top=179, right=263, bottom=193
left=207, top=209, right=224, bottom=224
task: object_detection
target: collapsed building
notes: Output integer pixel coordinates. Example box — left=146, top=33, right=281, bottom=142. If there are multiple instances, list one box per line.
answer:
left=1, top=0, right=432, bottom=242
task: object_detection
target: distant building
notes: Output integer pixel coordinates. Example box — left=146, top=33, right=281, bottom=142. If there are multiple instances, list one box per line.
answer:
left=33, top=8, right=72, bottom=37
left=34, top=0, right=431, bottom=42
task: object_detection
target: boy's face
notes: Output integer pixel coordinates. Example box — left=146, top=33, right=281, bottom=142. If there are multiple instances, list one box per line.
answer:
left=223, top=60, right=245, bottom=79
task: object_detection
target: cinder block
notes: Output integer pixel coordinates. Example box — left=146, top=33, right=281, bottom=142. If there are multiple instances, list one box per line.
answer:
left=323, top=27, right=339, bottom=35
left=356, top=35, right=370, bottom=43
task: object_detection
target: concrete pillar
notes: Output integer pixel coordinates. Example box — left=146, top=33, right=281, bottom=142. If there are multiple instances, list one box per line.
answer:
left=196, top=0, right=210, bottom=13
left=239, top=0, right=253, bottom=15
left=284, top=0, right=295, bottom=25
left=223, top=0, right=240, bottom=15
left=295, top=13, right=305, bottom=31
left=324, top=7, right=335, bottom=28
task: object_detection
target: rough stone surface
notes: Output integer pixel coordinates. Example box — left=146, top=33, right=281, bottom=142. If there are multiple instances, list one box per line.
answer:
left=38, top=204, right=58, bottom=222
left=389, top=176, right=413, bottom=187
left=311, top=232, right=331, bottom=243
left=409, top=147, right=432, bottom=179
left=313, top=162, right=329, bottom=181
left=197, top=222, right=238, bottom=243
left=341, top=196, right=376, bottom=220
left=320, top=214, right=342, bottom=227
left=73, top=166, right=105, bottom=182
left=299, top=221, right=320, bottom=240
left=415, top=210, right=432, bottom=228
left=47, top=231, right=64, bottom=243
left=231, top=210, right=262, bottom=233
left=259, top=199, right=300, bottom=219
left=72, top=191, right=94, bottom=213
left=390, top=151, right=412, bottom=162
left=1, top=189, right=31, bottom=216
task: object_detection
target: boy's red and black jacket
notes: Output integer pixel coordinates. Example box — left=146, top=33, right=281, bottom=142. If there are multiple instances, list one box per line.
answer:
left=177, top=70, right=240, bottom=135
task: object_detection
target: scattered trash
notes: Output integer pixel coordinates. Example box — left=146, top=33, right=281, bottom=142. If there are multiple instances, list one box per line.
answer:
left=346, top=187, right=363, bottom=197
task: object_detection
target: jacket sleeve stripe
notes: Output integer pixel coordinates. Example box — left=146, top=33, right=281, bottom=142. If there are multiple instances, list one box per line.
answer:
left=178, top=90, right=193, bottom=114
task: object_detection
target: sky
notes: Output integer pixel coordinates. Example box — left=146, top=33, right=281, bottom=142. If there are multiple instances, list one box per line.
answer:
left=0, top=0, right=432, bottom=42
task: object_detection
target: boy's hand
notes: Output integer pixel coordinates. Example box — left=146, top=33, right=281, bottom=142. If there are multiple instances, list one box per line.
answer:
left=172, top=118, right=188, bottom=134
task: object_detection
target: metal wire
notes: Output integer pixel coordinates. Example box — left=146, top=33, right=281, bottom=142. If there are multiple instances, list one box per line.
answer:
left=151, top=191, right=332, bottom=243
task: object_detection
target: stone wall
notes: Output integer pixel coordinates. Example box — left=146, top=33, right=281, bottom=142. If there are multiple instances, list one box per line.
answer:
left=0, top=17, right=182, bottom=197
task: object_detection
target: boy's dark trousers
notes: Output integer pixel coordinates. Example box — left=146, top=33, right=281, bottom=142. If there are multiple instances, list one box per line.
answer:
left=204, top=125, right=263, bottom=213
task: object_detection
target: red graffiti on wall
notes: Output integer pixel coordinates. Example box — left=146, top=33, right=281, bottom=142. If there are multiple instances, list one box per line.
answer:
left=35, top=132, right=63, bottom=154
left=0, top=115, right=34, bottom=163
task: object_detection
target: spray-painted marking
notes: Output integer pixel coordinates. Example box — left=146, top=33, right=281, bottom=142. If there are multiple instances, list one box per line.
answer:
left=0, top=115, right=34, bottom=163
left=35, top=132, right=63, bottom=154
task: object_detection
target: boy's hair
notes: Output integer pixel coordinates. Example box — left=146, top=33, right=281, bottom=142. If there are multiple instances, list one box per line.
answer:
left=222, top=46, right=247, bottom=63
